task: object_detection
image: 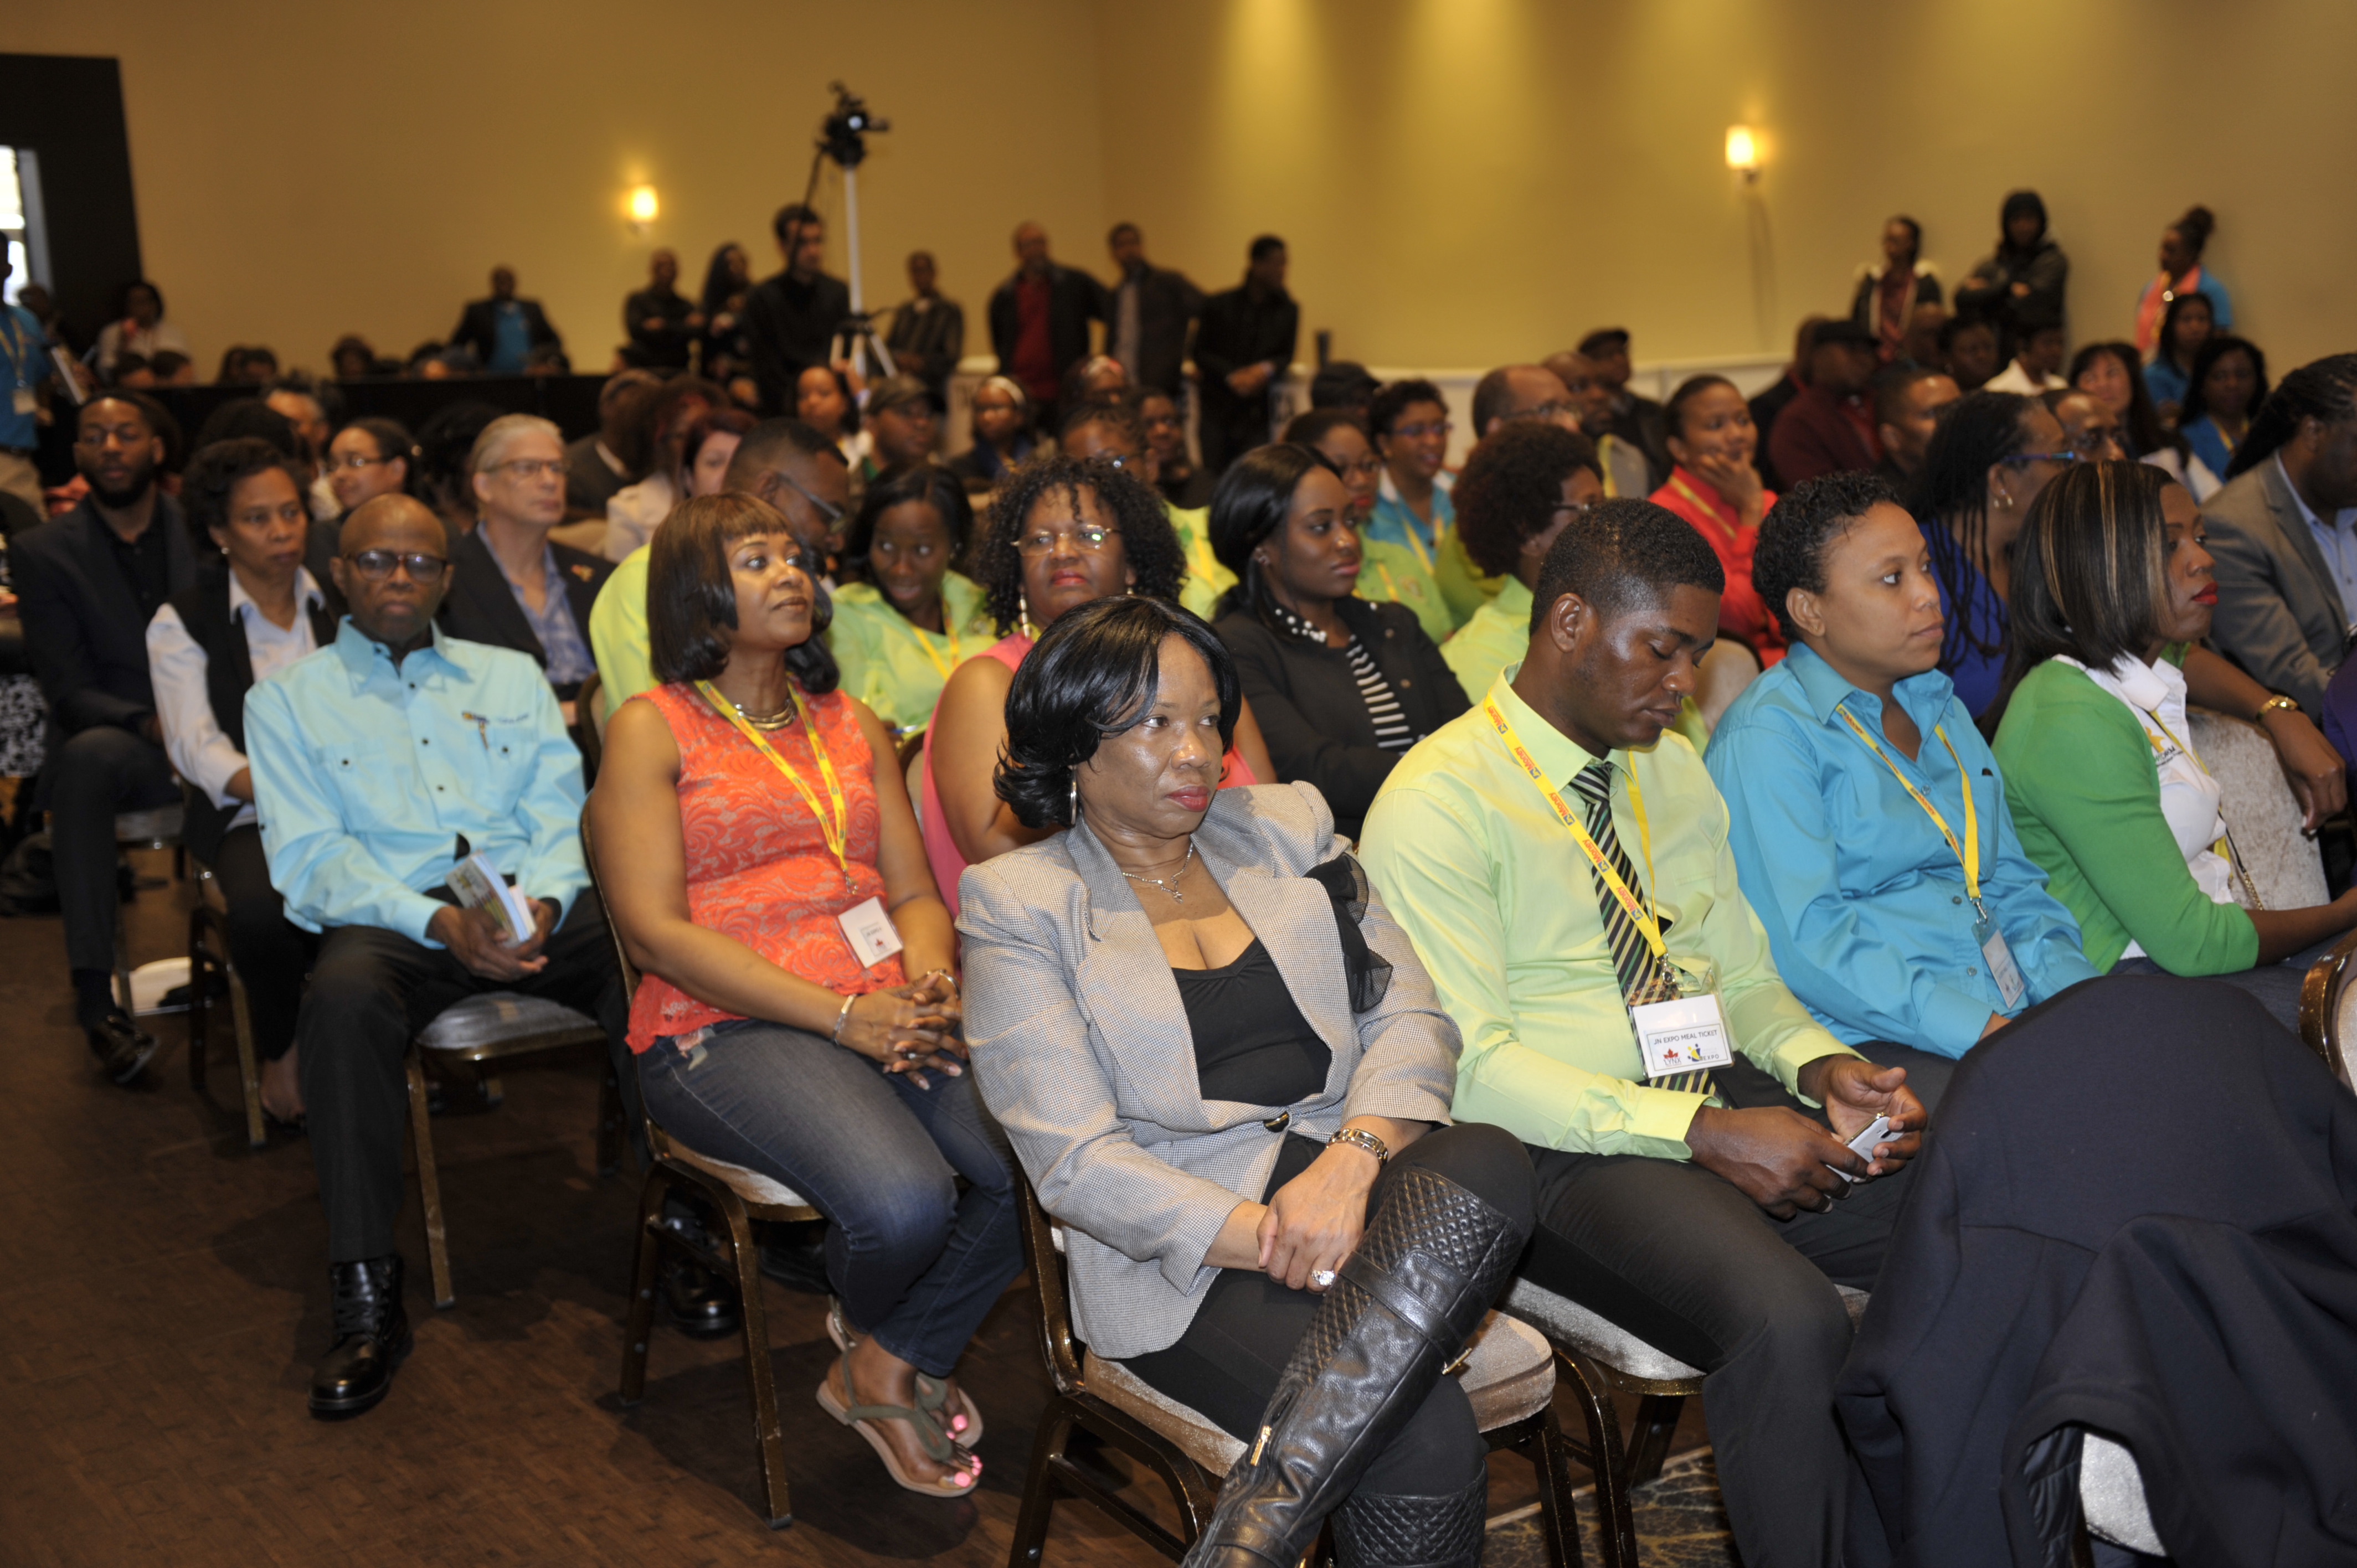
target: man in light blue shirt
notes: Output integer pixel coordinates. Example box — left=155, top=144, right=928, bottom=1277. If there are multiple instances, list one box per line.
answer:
left=246, top=494, right=621, bottom=1422
left=1706, top=471, right=2098, bottom=1058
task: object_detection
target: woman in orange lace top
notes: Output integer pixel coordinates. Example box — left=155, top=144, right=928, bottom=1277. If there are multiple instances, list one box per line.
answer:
left=591, top=493, right=1018, bottom=1499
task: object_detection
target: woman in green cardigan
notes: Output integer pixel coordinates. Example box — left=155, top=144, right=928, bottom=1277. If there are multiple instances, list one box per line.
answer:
left=1991, top=460, right=2357, bottom=1028
left=827, top=463, right=993, bottom=738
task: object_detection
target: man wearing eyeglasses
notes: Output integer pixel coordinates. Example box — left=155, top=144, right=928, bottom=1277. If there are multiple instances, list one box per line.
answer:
left=436, top=415, right=613, bottom=707
left=588, top=417, right=849, bottom=716
left=13, top=393, right=198, bottom=1084
left=1470, top=364, right=1586, bottom=442
left=245, top=493, right=624, bottom=1420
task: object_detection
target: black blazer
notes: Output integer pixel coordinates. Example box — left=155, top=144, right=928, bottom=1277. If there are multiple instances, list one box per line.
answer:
left=987, top=264, right=1108, bottom=387
left=1115, top=264, right=1204, bottom=394
left=1194, top=283, right=1299, bottom=420
left=166, top=563, right=340, bottom=865
left=448, top=296, right=561, bottom=366
left=1213, top=596, right=1469, bottom=839
left=12, top=494, right=197, bottom=735
left=435, top=528, right=611, bottom=697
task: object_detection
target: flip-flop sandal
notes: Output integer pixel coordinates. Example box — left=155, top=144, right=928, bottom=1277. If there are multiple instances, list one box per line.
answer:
left=816, top=1361, right=981, bottom=1499
left=827, top=1297, right=856, bottom=1354
left=915, top=1373, right=984, bottom=1448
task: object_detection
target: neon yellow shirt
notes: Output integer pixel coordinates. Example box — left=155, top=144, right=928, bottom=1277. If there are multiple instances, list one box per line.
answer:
left=827, top=572, right=992, bottom=736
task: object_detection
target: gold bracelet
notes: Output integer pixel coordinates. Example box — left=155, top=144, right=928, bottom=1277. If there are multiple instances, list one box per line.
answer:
left=1328, top=1126, right=1390, bottom=1163
left=2253, top=694, right=2299, bottom=723
left=829, top=992, right=858, bottom=1046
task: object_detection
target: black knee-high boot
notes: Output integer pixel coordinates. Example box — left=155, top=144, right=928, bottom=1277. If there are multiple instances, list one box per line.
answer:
left=1332, top=1472, right=1490, bottom=1568
left=1179, top=1162, right=1531, bottom=1568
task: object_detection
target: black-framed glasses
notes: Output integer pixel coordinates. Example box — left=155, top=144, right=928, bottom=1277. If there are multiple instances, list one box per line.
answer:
left=345, top=549, right=449, bottom=581
left=1551, top=501, right=1599, bottom=523
left=775, top=469, right=844, bottom=526
left=2000, top=450, right=2079, bottom=466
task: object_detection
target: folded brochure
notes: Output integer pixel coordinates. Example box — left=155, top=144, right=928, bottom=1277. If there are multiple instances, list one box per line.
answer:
left=446, top=852, right=540, bottom=945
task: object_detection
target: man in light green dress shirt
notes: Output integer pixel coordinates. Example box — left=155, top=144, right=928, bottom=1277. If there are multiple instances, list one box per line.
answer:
left=1360, top=497, right=1949, bottom=1568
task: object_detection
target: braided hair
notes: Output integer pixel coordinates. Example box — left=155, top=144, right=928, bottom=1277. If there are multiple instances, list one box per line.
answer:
left=1913, top=390, right=2035, bottom=672
left=2222, top=352, right=2354, bottom=480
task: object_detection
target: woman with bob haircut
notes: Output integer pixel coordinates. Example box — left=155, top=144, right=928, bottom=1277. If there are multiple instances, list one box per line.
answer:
left=919, top=454, right=1273, bottom=916
left=1990, top=461, right=2357, bottom=1029
left=955, top=594, right=1534, bottom=1567
left=1208, top=443, right=1467, bottom=839
left=827, top=462, right=992, bottom=736
left=590, top=492, right=1020, bottom=1499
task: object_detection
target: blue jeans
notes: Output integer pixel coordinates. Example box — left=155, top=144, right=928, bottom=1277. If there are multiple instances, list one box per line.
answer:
left=638, top=1019, right=1022, bottom=1378
left=2108, top=934, right=2339, bottom=1035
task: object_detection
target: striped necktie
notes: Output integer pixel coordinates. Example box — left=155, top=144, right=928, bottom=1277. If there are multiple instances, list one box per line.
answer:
left=1568, top=760, right=1716, bottom=1098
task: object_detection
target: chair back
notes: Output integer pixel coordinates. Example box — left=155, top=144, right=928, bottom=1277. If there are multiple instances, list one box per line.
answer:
left=573, top=670, right=605, bottom=782
left=2187, top=708, right=2328, bottom=909
left=581, top=801, right=675, bottom=1165
left=1016, top=1177, right=1087, bottom=1397
left=2297, top=927, right=2357, bottom=1087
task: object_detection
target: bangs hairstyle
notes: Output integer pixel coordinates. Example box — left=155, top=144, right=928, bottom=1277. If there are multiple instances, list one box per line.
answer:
left=1530, top=498, right=1725, bottom=636
left=995, top=596, right=1241, bottom=829
left=842, top=461, right=976, bottom=571
left=1751, top=470, right=1903, bottom=644
left=1453, top=422, right=1601, bottom=579
left=183, top=437, right=309, bottom=544
left=646, top=492, right=838, bottom=693
left=1996, top=461, right=2176, bottom=713
left=973, top=454, right=1186, bottom=635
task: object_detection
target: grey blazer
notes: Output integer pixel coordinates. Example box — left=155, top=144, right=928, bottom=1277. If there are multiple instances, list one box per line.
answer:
left=956, top=782, right=1459, bottom=1359
left=2203, top=457, right=2351, bottom=714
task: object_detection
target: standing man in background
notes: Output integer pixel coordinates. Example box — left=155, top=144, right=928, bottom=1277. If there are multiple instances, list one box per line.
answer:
left=988, top=223, right=1106, bottom=427
left=622, top=250, right=701, bottom=371
left=1578, top=326, right=1672, bottom=492
left=743, top=204, right=851, bottom=418
left=1194, top=234, right=1298, bottom=475
left=449, top=267, right=563, bottom=376
left=1104, top=223, right=1201, bottom=400
left=884, top=250, right=965, bottom=412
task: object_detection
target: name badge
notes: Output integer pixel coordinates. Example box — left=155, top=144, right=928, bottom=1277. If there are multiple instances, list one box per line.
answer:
left=11, top=387, right=33, bottom=415
left=1632, top=961, right=1735, bottom=1080
left=836, top=895, right=905, bottom=968
left=1975, top=912, right=2026, bottom=1008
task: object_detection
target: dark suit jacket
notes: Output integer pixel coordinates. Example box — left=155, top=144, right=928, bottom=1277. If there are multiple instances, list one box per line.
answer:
left=2202, top=456, right=2350, bottom=713
left=1111, top=263, right=1203, bottom=394
left=1749, top=371, right=1805, bottom=489
left=449, top=297, right=561, bottom=367
left=1212, top=596, right=1469, bottom=839
left=12, top=493, right=197, bottom=735
left=987, top=264, right=1108, bottom=386
left=1194, top=283, right=1299, bottom=422
left=435, top=528, right=612, bottom=695
left=743, top=270, right=852, bottom=416
left=1596, top=393, right=1672, bottom=494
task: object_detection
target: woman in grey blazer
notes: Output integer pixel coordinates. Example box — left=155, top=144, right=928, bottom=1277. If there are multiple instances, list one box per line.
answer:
left=957, top=596, right=1535, bottom=1568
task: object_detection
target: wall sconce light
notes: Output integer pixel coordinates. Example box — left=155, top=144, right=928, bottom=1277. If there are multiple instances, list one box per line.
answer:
left=626, top=184, right=659, bottom=232
left=1725, top=126, right=1761, bottom=183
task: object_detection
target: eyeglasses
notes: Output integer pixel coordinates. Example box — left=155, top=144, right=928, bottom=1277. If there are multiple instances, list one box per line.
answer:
left=490, top=457, right=566, bottom=481
left=1337, top=455, right=1384, bottom=479
left=1550, top=501, right=1599, bottom=523
left=344, top=549, right=449, bottom=581
left=327, top=452, right=399, bottom=472
left=1999, top=450, right=2080, bottom=467
left=1505, top=402, right=1582, bottom=425
left=1388, top=421, right=1453, bottom=442
left=774, top=468, right=845, bottom=526
left=1016, top=523, right=1121, bottom=557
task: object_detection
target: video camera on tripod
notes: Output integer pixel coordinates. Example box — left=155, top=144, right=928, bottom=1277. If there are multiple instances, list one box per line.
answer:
left=781, top=82, right=897, bottom=381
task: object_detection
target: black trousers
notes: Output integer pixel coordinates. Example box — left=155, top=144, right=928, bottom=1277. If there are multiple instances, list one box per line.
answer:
left=47, top=724, right=178, bottom=974
left=1516, top=1044, right=1956, bottom=1568
left=1197, top=394, right=1271, bottom=478
left=1122, top=1121, right=1535, bottom=1502
left=211, top=824, right=316, bottom=1061
left=297, top=891, right=623, bottom=1263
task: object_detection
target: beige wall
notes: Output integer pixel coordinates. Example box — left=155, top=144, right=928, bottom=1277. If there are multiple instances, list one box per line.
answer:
left=4, top=0, right=1113, bottom=375
left=9, top=0, right=2355, bottom=379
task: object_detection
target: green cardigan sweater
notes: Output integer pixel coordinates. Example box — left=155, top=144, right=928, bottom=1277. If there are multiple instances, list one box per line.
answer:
left=1991, top=657, right=2258, bottom=974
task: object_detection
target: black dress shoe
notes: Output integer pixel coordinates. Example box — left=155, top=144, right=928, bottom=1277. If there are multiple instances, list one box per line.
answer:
left=85, top=1010, right=159, bottom=1085
left=310, top=1254, right=413, bottom=1420
left=756, top=1219, right=832, bottom=1294
left=662, top=1257, right=742, bottom=1339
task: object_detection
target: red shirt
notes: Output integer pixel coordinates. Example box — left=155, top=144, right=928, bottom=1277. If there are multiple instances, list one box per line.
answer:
left=1011, top=275, right=1057, bottom=404
left=1650, top=467, right=1785, bottom=664
left=1766, top=383, right=1881, bottom=487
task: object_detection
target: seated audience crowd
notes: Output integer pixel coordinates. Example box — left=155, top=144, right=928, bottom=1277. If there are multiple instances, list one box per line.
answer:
left=7, top=183, right=2354, bottom=1568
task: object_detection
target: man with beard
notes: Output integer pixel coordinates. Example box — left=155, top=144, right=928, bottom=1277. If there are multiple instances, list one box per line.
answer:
left=13, top=393, right=199, bottom=1082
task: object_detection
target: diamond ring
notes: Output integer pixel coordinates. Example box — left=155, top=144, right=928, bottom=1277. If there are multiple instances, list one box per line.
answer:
left=1311, top=1269, right=1337, bottom=1289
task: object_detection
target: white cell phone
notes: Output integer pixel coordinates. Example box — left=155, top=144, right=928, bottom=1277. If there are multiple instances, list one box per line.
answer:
left=1825, top=1115, right=1892, bottom=1182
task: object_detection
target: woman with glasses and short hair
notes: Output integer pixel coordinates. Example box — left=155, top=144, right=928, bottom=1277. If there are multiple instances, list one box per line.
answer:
left=1208, top=445, right=1467, bottom=840
left=919, top=455, right=1273, bottom=915
left=592, top=491, right=1017, bottom=1498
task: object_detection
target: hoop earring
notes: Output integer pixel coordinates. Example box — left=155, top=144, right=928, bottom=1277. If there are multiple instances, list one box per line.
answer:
left=1018, top=589, right=1036, bottom=641
left=1068, top=778, right=1079, bottom=824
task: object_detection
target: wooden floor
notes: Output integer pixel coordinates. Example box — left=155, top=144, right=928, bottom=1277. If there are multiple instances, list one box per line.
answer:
left=0, top=849, right=1705, bottom=1567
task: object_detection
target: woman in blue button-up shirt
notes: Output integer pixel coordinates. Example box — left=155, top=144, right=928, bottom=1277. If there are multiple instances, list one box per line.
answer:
left=1705, top=471, right=2098, bottom=1058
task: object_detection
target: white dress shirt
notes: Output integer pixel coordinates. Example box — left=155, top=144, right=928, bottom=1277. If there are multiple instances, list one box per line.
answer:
left=2062, top=652, right=2237, bottom=958
left=146, top=567, right=330, bottom=828
left=1984, top=359, right=2068, bottom=396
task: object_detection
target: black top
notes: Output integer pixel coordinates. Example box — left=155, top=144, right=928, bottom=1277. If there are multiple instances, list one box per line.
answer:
left=1174, top=938, right=1331, bottom=1107
left=743, top=269, right=853, bottom=416
left=11, top=493, right=197, bottom=735
left=1193, top=283, right=1299, bottom=417
left=104, top=513, right=173, bottom=621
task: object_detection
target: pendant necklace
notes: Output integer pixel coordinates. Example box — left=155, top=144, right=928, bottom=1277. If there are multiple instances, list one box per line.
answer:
left=1118, top=840, right=1196, bottom=902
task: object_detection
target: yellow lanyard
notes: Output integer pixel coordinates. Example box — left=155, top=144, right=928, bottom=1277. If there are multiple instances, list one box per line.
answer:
left=694, top=680, right=850, bottom=878
left=894, top=608, right=962, bottom=682
left=1398, top=515, right=1436, bottom=574
left=2133, top=707, right=2256, bottom=901
left=1834, top=706, right=1981, bottom=905
left=1483, top=697, right=1667, bottom=960
left=1668, top=472, right=1740, bottom=544
left=1372, top=560, right=1401, bottom=604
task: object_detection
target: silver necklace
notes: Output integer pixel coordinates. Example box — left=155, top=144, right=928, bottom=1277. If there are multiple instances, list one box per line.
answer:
left=1117, top=840, right=1196, bottom=902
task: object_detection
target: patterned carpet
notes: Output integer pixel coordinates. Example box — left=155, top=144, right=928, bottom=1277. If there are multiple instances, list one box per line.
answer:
left=1484, top=1448, right=1736, bottom=1567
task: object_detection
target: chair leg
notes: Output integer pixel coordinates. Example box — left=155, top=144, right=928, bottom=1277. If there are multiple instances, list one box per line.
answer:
left=1006, top=1399, right=1075, bottom=1567
left=405, top=1051, right=454, bottom=1310
left=229, top=971, right=264, bottom=1151
left=1531, top=1410, right=1588, bottom=1568
left=1624, top=1392, right=1684, bottom=1488
left=186, top=905, right=212, bottom=1094
left=714, top=1186, right=791, bottom=1529
left=1556, top=1353, right=1641, bottom=1568
left=113, top=899, right=135, bottom=1017
left=594, top=1065, right=624, bottom=1177
left=618, top=1166, right=672, bottom=1407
